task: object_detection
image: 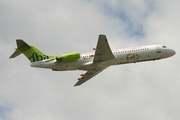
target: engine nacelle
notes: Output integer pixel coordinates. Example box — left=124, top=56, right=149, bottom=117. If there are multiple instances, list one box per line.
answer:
left=56, top=52, right=80, bottom=62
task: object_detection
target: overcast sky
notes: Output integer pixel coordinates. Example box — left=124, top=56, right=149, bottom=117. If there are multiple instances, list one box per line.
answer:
left=0, top=0, right=180, bottom=120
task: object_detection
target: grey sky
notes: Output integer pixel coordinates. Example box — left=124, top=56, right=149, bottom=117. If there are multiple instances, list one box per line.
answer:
left=0, top=0, right=179, bottom=120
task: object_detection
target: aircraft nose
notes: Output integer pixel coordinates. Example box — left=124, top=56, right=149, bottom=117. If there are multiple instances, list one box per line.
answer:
left=167, top=49, right=176, bottom=57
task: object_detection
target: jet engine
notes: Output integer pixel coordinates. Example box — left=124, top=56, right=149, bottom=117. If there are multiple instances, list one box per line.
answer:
left=56, top=52, right=80, bottom=62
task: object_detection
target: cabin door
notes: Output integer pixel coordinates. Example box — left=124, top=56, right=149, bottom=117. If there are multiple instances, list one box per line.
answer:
left=156, top=46, right=161, bottom=53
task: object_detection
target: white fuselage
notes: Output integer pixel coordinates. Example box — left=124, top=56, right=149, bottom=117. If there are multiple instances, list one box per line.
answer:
left=30, top=45, right=175, bottom=71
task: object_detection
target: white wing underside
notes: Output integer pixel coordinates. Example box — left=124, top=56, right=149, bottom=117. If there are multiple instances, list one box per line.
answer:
left=74, top=35, right=115, bottom=86
left=74, top=67, right=108, bottom=86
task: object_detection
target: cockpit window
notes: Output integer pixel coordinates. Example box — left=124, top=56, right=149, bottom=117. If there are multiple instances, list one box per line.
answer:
left=162, top=46, right=167, bottom=48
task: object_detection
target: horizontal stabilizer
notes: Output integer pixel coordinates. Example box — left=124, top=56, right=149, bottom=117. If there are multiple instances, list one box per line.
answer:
left=9, top=50, right=22, bottom=58
left=9, top=39, right=30, bottom=58
left=16, top=39, right=30, bottom=49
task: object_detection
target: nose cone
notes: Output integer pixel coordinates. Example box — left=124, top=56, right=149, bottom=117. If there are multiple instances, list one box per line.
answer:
left=167, top=49, right=176, bottom=57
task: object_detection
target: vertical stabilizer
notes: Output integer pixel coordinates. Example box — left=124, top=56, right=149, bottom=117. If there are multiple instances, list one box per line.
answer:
left=9, top=39, right=51, bottom=62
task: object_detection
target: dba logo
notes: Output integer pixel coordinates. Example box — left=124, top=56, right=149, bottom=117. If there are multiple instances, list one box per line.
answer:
left=29, top=52, right=49, bottom=62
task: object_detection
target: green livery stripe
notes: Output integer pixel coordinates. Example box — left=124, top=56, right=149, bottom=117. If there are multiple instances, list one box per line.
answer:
left=56, top=52, right=80, bottom=62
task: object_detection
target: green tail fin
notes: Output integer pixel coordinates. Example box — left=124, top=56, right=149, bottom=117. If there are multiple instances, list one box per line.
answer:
left=10, top=39, right=51, bottom=62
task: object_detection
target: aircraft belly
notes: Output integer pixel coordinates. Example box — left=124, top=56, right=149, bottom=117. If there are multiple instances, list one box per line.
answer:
left=54, top=63, right=78, bottom=70
left=50, top=59, right=91, bottom=71
left=79, top=60, right=115, bottom=70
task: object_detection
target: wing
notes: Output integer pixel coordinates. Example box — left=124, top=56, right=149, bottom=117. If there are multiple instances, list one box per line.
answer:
left=74, top=35, right=114, bottom=86
left=93, top=35, right=115, bottom=63
left=74, top=67, right=107, bottom=86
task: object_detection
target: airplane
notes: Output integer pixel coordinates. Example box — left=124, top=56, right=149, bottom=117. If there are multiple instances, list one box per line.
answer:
left=9, top=35, right=176, bottom=86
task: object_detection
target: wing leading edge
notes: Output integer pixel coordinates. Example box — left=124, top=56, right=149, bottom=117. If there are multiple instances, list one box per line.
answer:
left=74, top=35, right=115, bottom=86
